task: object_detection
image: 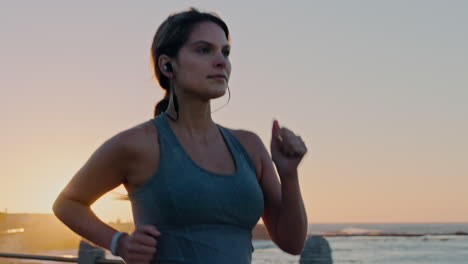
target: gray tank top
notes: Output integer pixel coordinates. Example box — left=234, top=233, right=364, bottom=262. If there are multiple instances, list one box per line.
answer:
left=128, top=114, right=264, bottom=264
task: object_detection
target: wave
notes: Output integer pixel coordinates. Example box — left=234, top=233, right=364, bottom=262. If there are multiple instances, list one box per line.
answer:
left=252, top=239, right=277, bottom=250
left=336, top=227, right=381, bottom=235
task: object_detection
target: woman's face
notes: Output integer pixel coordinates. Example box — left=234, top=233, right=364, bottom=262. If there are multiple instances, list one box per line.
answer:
left=173, top=21, right=231, bottom=100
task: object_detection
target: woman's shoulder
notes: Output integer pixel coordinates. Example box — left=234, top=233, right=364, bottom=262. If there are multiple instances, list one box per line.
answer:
left=223, top=125, right=271, bottom=161
left=108, top=119, right=160, bottom=187
left=109, top=119, right=159, bottom=159
left=221, top=126, right=266, bottom=176
left=221, top=126, right=264, bottom=149
left=225, top=128, right=261, bottom=146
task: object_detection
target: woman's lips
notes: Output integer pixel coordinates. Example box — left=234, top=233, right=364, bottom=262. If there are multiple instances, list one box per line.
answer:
left=207, top=75, right=227, bottom=81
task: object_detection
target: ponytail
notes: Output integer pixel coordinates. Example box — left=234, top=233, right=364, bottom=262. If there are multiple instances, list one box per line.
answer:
left=154, top=93, right=170, bottom=117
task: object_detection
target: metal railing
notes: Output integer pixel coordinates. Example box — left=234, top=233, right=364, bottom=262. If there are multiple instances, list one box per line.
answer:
left=0, top=236, right=331, bottom=264
left=0, top=252, right=77, bottom=263
left=0, top=240, right=123, bottom=264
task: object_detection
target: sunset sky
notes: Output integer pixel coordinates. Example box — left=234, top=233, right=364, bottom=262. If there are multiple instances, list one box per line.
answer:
left=1, top=1, right=467, bottom=223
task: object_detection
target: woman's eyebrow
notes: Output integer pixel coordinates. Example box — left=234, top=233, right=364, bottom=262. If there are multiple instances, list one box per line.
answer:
left=189, top=40, right=230, bottom=49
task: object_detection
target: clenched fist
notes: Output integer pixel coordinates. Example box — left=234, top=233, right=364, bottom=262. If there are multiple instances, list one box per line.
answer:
left=117, top=225, right=161, bottom=264
left=271, top=120, right=307, bottom=178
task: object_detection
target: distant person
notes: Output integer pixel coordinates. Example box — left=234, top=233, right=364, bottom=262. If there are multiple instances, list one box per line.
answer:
left=53, top=8, right=308, bottom=264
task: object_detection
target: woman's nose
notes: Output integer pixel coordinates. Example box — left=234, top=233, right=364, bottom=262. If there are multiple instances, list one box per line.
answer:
left=213, top=54, right=229, bottom=69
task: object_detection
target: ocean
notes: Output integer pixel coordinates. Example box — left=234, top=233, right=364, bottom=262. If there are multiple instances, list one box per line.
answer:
left=7, top=223, right=468, bottom=264
left=252, top=222, right=468, bottom=263
left=252, top=236, right=468, bottom=263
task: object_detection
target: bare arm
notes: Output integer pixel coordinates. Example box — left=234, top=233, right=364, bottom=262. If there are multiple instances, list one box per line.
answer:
left=240, top=123, right=307, bottom=255
left=52, top=132, right=131, bottom=250
left=257, top=140, right=307, bottom=255
left=54, top=128, right=161, bottom=264
left=272, top=170, right=308, bottom=254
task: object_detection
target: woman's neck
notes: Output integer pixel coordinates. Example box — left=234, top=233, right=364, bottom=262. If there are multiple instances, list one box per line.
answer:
left=164, top=95, right=218, bottom=143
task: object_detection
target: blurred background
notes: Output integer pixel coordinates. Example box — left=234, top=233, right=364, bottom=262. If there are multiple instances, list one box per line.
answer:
left=1, top=0, right=467, bottom=224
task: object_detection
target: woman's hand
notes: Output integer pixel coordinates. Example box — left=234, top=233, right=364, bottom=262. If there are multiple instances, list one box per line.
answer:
left=270, top=120, right=307, bottom=178
left=118, top=225, right=161, bottom=264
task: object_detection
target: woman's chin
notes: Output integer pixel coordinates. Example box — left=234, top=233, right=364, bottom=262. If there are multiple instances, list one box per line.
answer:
left=207, top=85, right=228, bottom=98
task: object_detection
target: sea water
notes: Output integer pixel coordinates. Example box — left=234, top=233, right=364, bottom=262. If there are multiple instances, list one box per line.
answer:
left=252, top=236, right=468, bottom=263
left=252, top=222, right=468, bottom=264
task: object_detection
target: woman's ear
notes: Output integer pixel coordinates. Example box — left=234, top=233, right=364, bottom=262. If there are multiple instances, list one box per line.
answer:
left=158, top=55, right=174, bottom=79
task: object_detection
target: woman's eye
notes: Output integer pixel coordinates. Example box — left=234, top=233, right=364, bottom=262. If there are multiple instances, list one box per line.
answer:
left=198, top=47, right=210, bottom=54
left=223, top=50, right=230, bottom=57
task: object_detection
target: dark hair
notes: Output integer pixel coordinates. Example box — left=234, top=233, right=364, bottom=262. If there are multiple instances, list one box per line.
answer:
left=152, top=8, right=230, bottom=117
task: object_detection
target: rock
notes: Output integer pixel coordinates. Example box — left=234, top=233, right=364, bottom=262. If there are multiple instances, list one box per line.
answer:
left=299, top=235, right=332, bottom=264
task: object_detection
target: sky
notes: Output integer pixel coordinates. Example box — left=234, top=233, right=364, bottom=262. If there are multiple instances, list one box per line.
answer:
left=1, top=0, right=467, bottom=224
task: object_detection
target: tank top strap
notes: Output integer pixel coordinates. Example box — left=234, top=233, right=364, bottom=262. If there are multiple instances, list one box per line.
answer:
left=151, top=114, right=181, bottom=156
left=216, top=125, right=256, bottom=173
left=151, top=114, right=170, bottom=138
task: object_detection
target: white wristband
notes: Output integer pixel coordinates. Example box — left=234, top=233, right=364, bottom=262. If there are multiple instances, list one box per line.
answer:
left=110, top=231, right=128, bottom=256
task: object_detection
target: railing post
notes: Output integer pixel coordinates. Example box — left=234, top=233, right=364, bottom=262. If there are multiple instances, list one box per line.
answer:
left=78, top=240, right=105, bottom=264
left=299, top=235, right=333, bottom=264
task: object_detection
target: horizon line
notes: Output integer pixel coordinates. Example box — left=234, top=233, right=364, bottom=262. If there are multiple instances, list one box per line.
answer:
left=2, top=212, right=466, bottom=224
